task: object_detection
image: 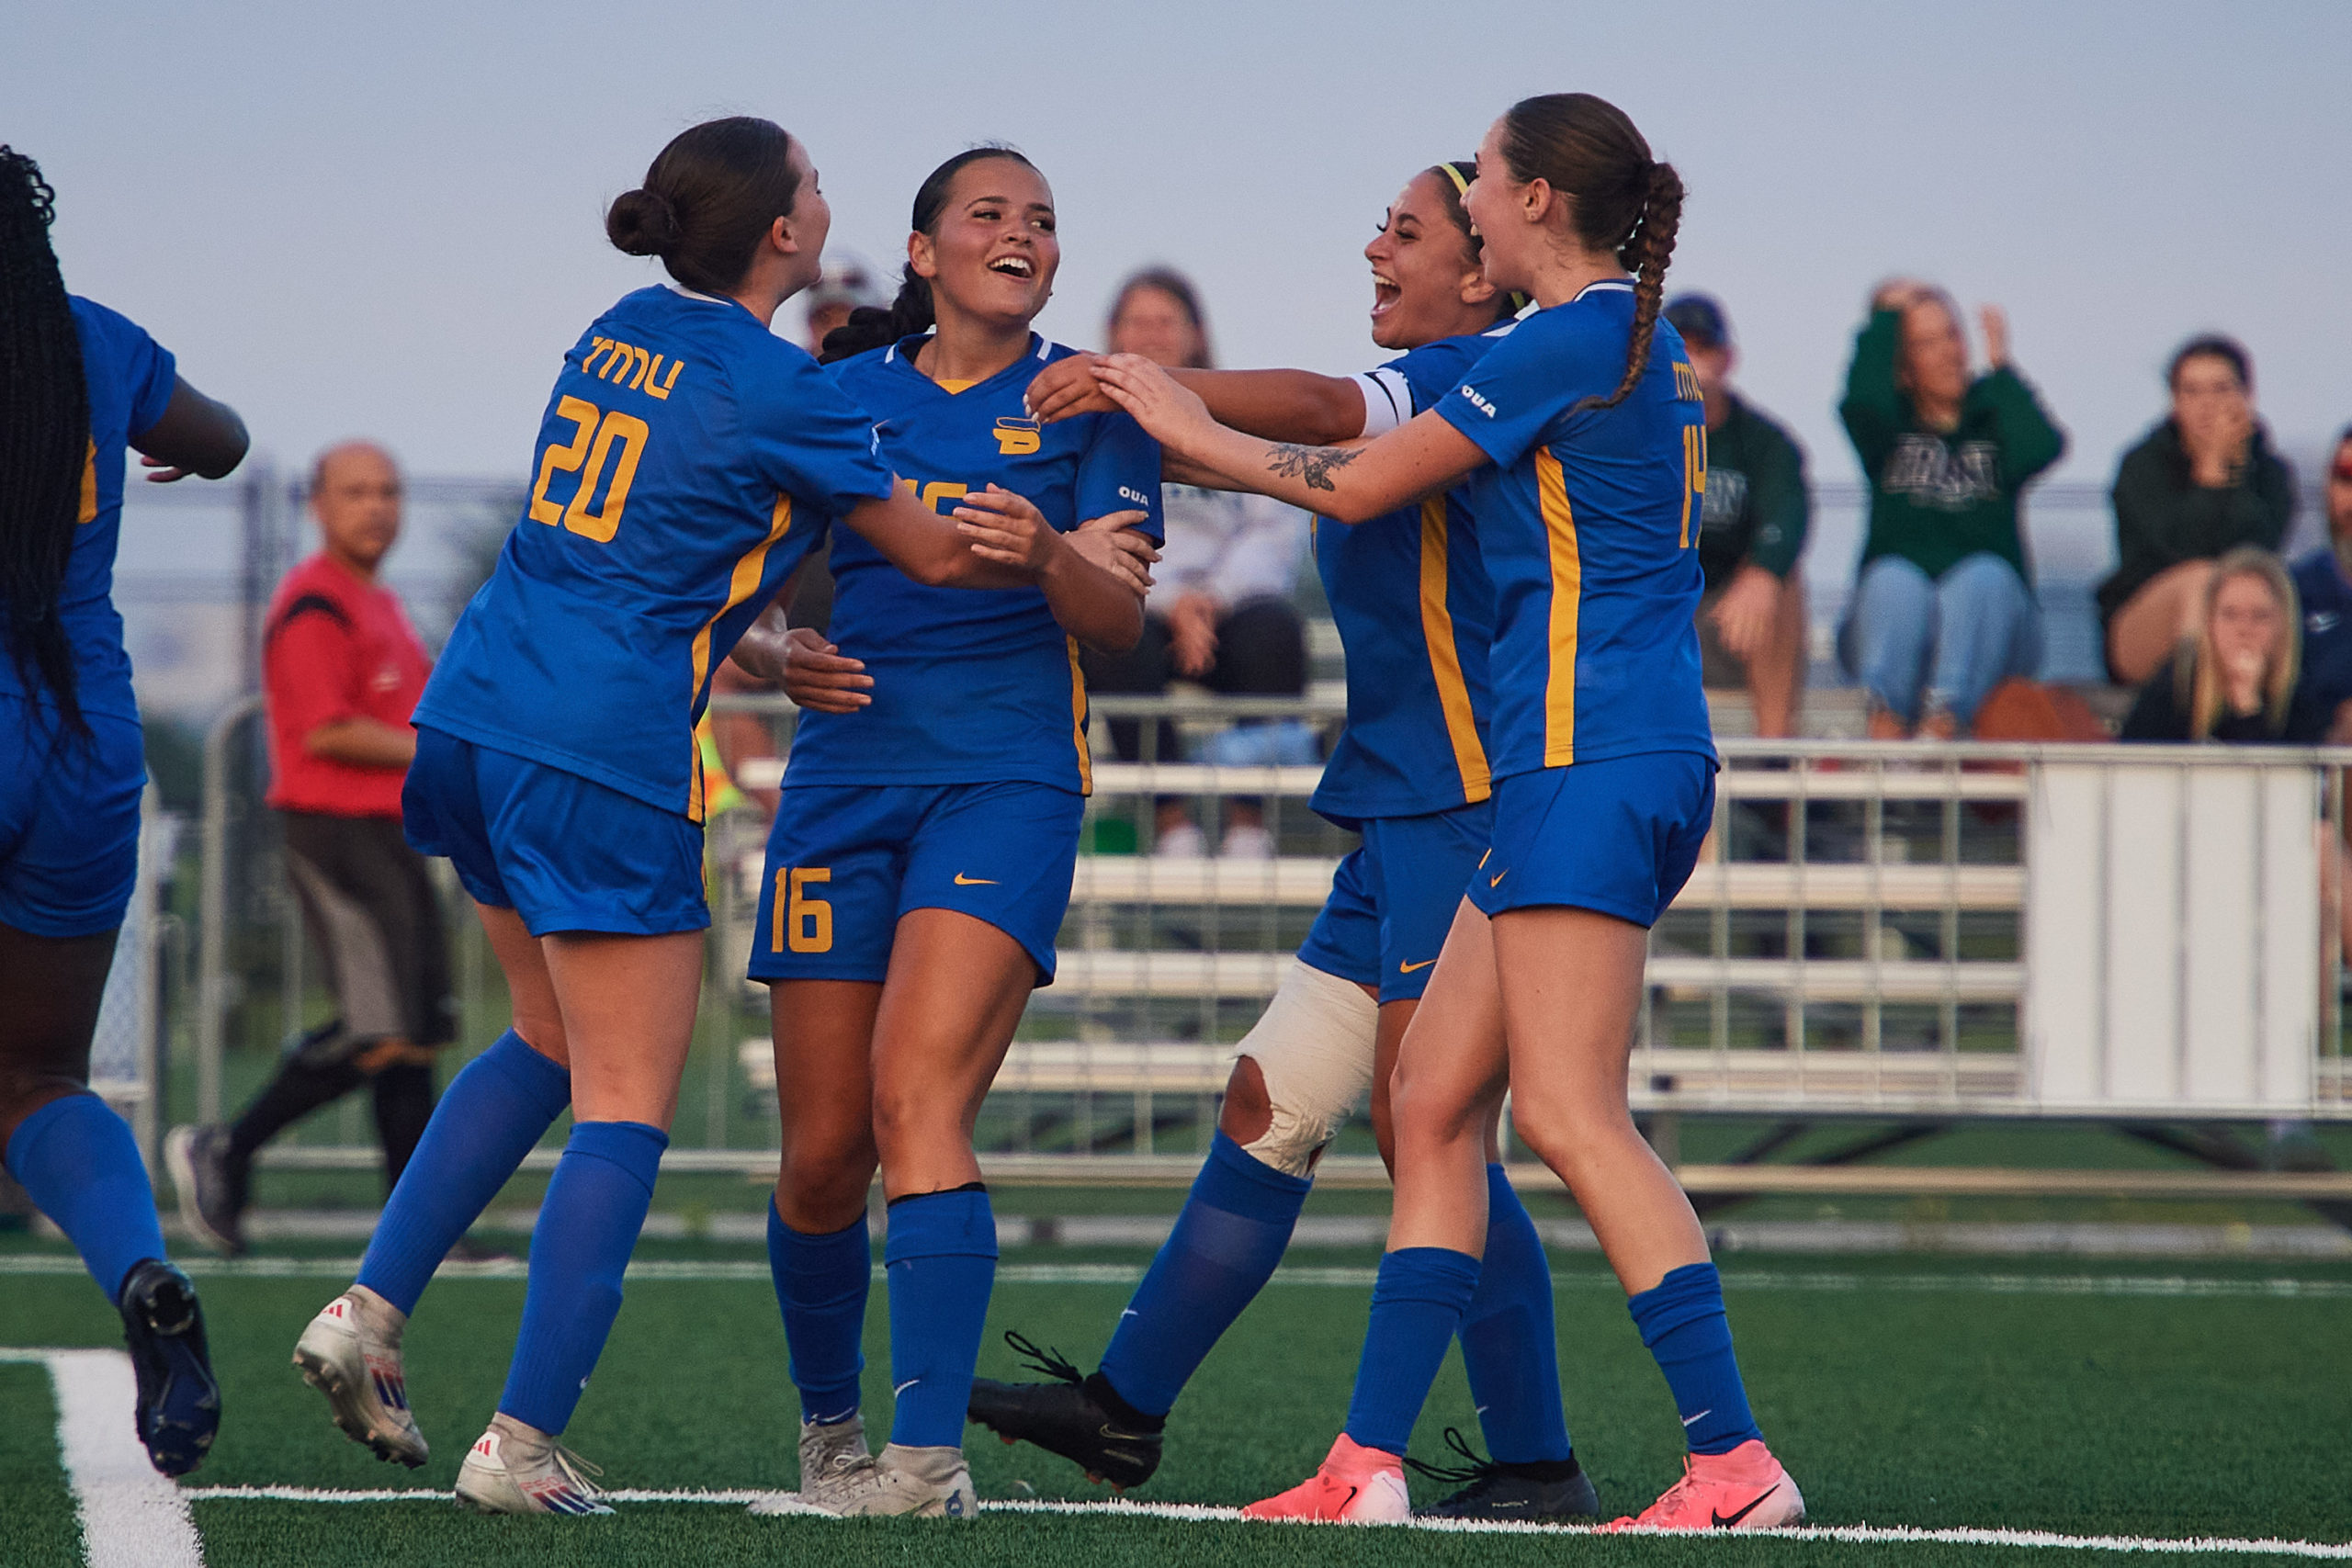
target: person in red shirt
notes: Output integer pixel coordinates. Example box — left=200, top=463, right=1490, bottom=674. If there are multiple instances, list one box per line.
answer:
left=165, top=442, right=455, bottom=1255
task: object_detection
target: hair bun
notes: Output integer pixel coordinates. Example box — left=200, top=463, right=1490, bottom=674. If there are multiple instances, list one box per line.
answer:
left=605, top=187, right=681, bottom=258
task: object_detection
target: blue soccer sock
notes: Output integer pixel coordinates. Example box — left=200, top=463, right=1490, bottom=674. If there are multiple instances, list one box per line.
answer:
left=1627, top=1261, right=1763, bottom=1455
left=4, top=1093, right=168, bottom=1301
left=1342, top=1247, right=1481, bottom=1457
left=882, top=1187, right=998, bottom=1450
left=356, top=1030, right=569, bottom=1315
left=496, top=1120, right=666, bottom=1435
left=1097, top=1132, right=1312, bottom=1418
left=769, top=1200, right=871, bottom=1426
left=1459, top=1165, right=1574, bottom=1465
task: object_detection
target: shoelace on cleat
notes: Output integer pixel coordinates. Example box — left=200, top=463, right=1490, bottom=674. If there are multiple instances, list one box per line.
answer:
left=1001, top=1330, right=1086, bottom=1386
left=1401, top=1427, right=1502, bottom=1489
left=546, top=1442, right=605, bottom=1498
left=1634, top=1458, right=1702, bottom=1522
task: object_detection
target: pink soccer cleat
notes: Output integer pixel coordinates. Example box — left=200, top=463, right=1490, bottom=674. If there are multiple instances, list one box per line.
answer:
left=1606, top=1438, right=1804, bottom=1531
left=1241, top=1433, right=1411, bottom=1524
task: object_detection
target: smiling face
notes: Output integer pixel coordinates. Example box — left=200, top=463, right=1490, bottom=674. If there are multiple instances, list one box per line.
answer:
left=1363, top=170, right=1498, bottom=351
left=910, top=155, right=1057, bottom=333
left=1461, top=118, right=1542, bottom=300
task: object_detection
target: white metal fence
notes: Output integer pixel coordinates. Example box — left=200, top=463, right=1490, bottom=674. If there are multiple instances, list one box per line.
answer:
left=162, top=691, right=2352, bottom=1200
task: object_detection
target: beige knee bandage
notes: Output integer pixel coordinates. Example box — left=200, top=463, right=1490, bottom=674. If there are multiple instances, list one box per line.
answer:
left=1233, top=959, right=1381, bottom=1177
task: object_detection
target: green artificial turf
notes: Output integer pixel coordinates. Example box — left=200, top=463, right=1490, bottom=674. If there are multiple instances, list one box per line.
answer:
left=3, top=1252, right=2346, bottom=1565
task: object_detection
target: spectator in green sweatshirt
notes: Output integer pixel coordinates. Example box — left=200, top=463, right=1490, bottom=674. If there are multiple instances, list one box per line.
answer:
left=1838, top=280, right=2066, bottom=739
left=1666, top=294, right=1811, bottom=739
left=2098, top=335, right=2298, bottom=685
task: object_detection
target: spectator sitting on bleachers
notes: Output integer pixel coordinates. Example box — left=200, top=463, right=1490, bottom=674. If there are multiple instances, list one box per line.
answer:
left=1079, top=268, right=1311, bottom=860
left=1838, top=280, right=2066, bottom=739
left=2120, top=547, right=2324, bottom=743
left=2098, top=335, right=2298, bottom=686
left=2289, top=425, right=2352, bottom=742
left=1665, top=293, right=1811, bottom=739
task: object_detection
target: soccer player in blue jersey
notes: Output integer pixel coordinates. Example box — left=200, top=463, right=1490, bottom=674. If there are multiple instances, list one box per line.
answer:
left=289, top=120, right=1152, bottom=1517
left=967, top=161, right=1595, bottom=1522
left=0, top=147, right=250, bottom=1475
left=737, top=146, right=1159, bottom=1520
left=1094, top=95, right=1803, bottom=1532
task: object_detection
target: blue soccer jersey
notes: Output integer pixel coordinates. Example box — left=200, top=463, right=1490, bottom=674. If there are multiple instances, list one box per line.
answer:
left=1310, top=326, right=1512, bottom=827
left=0, top=299, right=178, bottom=726
left=1434, top=281, right=1713, bottom=778
left=782, top=333, right=1164, bottom=795
left=416, top=285, right=898, bottom=821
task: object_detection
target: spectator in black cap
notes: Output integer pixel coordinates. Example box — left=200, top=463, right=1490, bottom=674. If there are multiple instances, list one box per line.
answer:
left=1667, top=294, right=1812, bottom=738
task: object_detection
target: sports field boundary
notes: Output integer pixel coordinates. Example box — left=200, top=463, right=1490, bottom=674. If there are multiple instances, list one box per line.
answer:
left=6, top=1252, right=2351, bottom=1298
left=174, top=1485, right=2352, bottom=1559
left=14, top=1348, right=2350, bottom=1562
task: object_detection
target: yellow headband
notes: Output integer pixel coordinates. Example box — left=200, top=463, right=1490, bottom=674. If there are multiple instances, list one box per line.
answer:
left=1438, top=163, right=1470, bottom=198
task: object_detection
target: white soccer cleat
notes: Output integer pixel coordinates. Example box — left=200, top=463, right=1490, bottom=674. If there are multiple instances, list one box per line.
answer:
left=746, top=1413, right=877, bottom=1516
left=454, top=1414, right=612, bottom=1516
left=291, top=1285, right=427, bottom=1468
left=772, top=1440, right=978, bottom=1518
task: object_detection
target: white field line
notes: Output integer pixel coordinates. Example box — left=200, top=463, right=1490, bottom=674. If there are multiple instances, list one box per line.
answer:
left=6, top=1252, right=2350, bottom=1298
left=0, top=1348, right=205, bottom=1568
left=173, top=1486, right=2352, bottom=1558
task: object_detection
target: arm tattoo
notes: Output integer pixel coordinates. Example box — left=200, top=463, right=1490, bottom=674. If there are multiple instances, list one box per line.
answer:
left=1264, top=443, right=1362, bottom=492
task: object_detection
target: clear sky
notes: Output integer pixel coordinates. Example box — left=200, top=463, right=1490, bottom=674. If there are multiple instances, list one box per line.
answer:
left=14, top=0, right=2352, bottom=496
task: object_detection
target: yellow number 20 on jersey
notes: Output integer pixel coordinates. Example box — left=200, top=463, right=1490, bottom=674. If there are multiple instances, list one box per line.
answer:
left=528, top=396, right=650, bottom=543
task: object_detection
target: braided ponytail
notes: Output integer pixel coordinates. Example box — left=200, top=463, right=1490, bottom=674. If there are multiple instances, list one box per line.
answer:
left=0, top=145, right=92, bottom=739
left=1497, top=93, right=1683, bottom=413
left=1577, top=159, right=1682, bottom=414
left=820, top=144, right=1035, bottom=365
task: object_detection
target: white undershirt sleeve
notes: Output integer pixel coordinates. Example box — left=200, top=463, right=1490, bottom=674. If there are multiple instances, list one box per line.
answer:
left=1349, top=367, right=1413, bottom=439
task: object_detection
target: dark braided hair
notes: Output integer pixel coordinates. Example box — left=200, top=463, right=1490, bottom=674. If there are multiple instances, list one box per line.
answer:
left=1425, top=161, right=1524, bottom=323
left=822, top=145, right=1039, bottom=365
left=1496, top=94, right=1683, bottom=414
left=0, top=146, right=92, bottom=738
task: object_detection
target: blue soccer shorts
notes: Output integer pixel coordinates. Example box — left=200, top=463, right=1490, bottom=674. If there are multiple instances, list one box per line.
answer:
left=1295, top=797, right=1493, bottom=1003
left=748, top=780, right=1084, bottom=987
left=1467, top=750, right=1715, bottom=928
left=402, top=726, right=708, bottom=937
left=0, top=701, right=146, bottom=938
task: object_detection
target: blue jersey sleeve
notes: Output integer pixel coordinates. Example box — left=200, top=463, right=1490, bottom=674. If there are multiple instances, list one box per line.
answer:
left=74, top=298, right=177, bottom=437
left=741, top=348, right=898, bottom=517
left=1435, top=310, right=1616, bottom=469
left=1074, top=411, right=1165, bottom=543
left=1383, top=336, right=1487, bottom=418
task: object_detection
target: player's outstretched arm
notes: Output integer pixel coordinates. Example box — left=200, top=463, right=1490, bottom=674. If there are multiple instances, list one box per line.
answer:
left=1028, top=355, right=1365, bottom=446
left=133, top=376, right=249, bottom=482
left=961, top=491, right=1153, bottom=654
left=841, top=484, right=1039, bottom=590
left=1092, top=354, right=1484, bottom=525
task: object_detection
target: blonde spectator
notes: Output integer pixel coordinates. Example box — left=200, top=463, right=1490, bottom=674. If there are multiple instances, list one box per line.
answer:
left=2119, top=547, right=2324, bottom=744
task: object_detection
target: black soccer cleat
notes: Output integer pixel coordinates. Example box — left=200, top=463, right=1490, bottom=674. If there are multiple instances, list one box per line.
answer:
left=966, top=1331, right=1163, bottom=1491
left=1408, top=1427, right=1599, bottom=1523
left=117, top=1258, right=221, bottom=1477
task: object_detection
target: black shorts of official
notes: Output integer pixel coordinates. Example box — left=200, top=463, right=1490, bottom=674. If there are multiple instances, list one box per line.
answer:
left=279, top=812, right=457, bottom=1049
